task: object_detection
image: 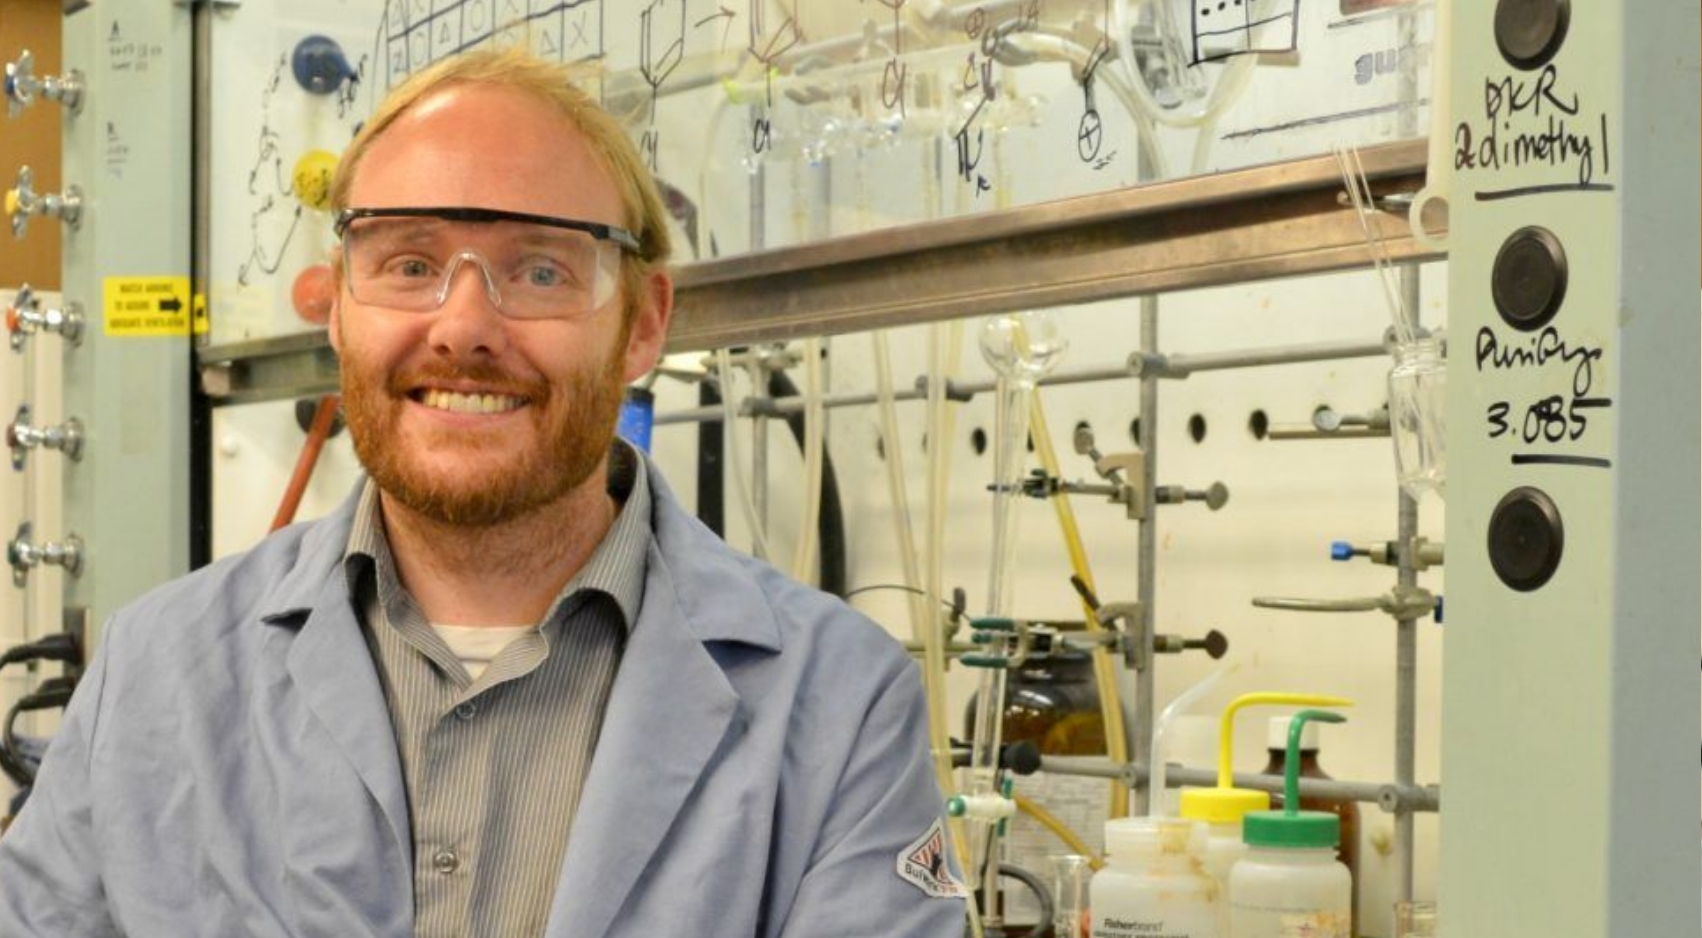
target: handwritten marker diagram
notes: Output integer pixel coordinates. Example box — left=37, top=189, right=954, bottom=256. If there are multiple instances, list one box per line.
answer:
left=1190, top=0, right=1298, bottom=64
left=375, top=0, right=605, bottom=90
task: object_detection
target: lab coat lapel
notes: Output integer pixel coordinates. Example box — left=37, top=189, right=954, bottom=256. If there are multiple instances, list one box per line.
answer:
left=546, top=547, right=741, bottom=938
left=281, top=570, right=412, bottom=866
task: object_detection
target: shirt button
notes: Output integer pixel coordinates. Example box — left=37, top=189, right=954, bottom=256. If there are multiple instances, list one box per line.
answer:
left=454, top=702, right=477, bottom=721
left=432, top=849, right=460, bottom=875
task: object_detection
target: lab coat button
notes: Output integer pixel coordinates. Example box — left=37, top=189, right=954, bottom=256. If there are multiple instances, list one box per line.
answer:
left=454, top=701, right=477, bottom=721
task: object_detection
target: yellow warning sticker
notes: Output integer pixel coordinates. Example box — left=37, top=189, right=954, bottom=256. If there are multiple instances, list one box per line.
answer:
left=104, top=276, right=193, bottom=336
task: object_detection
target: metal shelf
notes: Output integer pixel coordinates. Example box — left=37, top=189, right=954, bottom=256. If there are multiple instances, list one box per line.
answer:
left=197, top=138, right=1438, bottom=405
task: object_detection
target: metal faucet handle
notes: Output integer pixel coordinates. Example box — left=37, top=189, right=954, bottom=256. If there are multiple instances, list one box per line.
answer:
left=7, top=403, right=84, bottom=470
left=8, top=165, right=83, bottom=238
left=7, top=521, right=83, bottom=587
left=5, top=50, right=83, bottom=118
left=6, top=283, right=83, bottom=351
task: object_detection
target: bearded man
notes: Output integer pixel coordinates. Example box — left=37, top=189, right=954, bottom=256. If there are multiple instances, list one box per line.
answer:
left=0, top=49, right=965, bottom=938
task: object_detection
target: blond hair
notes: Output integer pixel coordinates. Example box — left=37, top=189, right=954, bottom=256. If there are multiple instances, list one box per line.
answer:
left=330, top=48, right=671, bottom=317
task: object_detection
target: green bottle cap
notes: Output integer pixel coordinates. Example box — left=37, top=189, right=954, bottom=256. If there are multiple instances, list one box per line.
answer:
left=1243, top=709, right=1345, bottom=850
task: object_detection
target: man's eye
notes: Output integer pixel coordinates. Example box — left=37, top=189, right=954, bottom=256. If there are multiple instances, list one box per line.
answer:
left=395, top=258, right=434, bottom=279
left=526, top=265, right=565, bottom=288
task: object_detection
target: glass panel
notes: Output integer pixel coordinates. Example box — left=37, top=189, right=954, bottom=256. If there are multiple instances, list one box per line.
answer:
left=206, top=0, right=1436, bottom=345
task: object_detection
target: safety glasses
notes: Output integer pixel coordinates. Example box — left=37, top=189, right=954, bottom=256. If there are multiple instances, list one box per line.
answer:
left=334, top=206, right=641, bottom=320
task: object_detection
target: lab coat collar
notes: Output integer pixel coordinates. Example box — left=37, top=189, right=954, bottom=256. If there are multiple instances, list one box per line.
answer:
left=545, top=460, right=782, bottom=938
left=643, top=462, right=783, bottom=652
left=256, top=482, right=365, bottom=625
left=252, top=485, right=413, bottom=882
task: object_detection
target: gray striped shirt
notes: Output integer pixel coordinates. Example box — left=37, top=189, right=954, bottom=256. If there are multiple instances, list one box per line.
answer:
left=343, top=444, right=651, bottom=938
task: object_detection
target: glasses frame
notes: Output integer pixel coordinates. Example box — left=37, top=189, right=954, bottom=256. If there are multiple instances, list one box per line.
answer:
left=333, top=206, right=643, bottom=255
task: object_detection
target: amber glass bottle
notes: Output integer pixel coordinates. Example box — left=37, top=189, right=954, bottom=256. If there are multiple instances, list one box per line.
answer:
left=1263, top=716, right=1361, bottom=937
left=965, top=644, right=1108, bottom=936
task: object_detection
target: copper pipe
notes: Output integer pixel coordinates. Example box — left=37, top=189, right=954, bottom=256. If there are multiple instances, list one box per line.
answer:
left=269, top=394, right=340, bottom=534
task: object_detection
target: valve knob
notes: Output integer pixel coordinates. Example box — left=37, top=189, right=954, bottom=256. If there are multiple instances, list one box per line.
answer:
left=7, top=284, right=84, bottom=351
left=5, top=49, right=83, bottom=118
left=7, top=403, right=84, bottom=470
left=7, top=521, right=83, bottom=587
left=8, top=165, right=82, bottom=238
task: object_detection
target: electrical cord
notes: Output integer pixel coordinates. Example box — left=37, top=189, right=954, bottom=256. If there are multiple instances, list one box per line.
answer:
left=1, top=676, right=76, bottom=788
left=0, top=631, right=82, bottom=671
left=997, top=862, right=1055, bottom=935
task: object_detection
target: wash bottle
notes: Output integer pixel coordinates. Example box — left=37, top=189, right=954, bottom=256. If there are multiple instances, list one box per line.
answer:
left=1229, top=709, right=1353, bottom=938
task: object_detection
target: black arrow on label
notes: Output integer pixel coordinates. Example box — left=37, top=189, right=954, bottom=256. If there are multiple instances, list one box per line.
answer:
left=158, top=296, right=183, bottom=313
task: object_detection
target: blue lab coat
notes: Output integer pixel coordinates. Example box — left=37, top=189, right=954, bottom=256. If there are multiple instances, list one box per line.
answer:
left=0, top=468, right=966, bottom=937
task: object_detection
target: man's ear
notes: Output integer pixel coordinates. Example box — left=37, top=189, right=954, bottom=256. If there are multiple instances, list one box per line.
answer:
left=623, top=268, right=675, bottom=382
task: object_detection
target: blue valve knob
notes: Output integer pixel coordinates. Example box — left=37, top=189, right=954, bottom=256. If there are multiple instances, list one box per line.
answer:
left=292, top=35, right=355, bottom=96
left=1433, top=595, right=1444, bottom=624
left=1330, top=541, right=1354, bottom=561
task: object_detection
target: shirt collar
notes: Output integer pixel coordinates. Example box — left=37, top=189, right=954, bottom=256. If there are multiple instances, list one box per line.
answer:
left=343, top=439, right=652, bottom=633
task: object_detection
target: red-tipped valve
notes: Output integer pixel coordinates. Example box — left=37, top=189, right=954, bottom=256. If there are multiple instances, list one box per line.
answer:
left=7, top=284, right=84, bottom=351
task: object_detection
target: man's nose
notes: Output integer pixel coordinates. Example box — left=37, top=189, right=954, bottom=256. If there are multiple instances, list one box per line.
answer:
left=427, top=253, right=509, bottom=355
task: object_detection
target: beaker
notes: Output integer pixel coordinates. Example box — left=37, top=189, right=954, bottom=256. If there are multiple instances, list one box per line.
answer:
left=1388, top=335, right=1446, bottom=500
left=1051, top=854, right=1092, bottom=938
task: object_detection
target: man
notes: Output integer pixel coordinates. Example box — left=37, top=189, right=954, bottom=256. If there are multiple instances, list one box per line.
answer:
left=0, top=49, right=965, bottom=937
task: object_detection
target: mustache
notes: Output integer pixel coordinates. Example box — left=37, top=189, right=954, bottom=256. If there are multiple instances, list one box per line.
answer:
left=386, top=361, right=547, bottom=400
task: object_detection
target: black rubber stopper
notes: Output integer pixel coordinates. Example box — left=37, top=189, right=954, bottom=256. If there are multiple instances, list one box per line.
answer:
left=1487, top=487, right=1564, bottom=592
left=1494, top=0, right=1570, bottom=71
left=1491, top=226, right=1568, bottom=332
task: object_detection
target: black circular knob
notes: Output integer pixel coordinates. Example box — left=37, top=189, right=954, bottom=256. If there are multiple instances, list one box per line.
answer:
left=1494, top=0, right=1570, bottom=71
left=1492, top=226, right=1568, bottom=332
left=1488, top=487, right=1565, bottom=592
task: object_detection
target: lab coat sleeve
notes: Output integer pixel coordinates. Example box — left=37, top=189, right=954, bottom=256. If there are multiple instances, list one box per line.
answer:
left=775, top=657, right=966, bottom=938
left=0, top=620, right=123, bottom=937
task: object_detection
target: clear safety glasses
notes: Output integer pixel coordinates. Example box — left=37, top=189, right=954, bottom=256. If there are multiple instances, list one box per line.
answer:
left=334, top=206, right=642, bottom=320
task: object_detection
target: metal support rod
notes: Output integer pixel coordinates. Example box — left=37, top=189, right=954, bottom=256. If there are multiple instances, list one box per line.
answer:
left=1131, top=293, right=1159, bottom=816
left=1393, top=267, right=1422, bottom=907
left=1391, top=7, right=1424, bottom=908
left=1038, top=756, right=1441, bottom=814
left=656, top=334, right=1391, bottom=426
left=1132, top=337, right=1389, bottom=378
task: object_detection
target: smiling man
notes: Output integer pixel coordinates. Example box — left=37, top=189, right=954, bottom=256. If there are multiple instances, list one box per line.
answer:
left=0, top=50, right=964, bottom=938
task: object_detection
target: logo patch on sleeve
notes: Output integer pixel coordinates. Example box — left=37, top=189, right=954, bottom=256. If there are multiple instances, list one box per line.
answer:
left=896, top=818, right=968, bottom=899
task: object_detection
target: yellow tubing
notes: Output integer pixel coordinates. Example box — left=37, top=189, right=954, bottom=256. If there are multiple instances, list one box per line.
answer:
left=1015, top=794, right=1105, bottom=871
left=1027, top=395, right=1131, bottom=820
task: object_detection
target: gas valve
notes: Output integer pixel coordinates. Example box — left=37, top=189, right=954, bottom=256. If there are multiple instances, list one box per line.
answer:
left=7, top=404, right=83, bottom=470
left=7, top=521, right=82, bottom=587
left=7, top=165, right=82, bottom=238
left=7, top=284, right=84, bottom=350
left=5, top=49, right=84, bottom=118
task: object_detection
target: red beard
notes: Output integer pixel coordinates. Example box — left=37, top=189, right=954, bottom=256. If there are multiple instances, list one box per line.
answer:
left=339, top=338, right=629, bottom=529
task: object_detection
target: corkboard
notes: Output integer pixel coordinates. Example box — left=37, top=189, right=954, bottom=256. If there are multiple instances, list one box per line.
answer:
left=0, top=0, right=63, bottom=290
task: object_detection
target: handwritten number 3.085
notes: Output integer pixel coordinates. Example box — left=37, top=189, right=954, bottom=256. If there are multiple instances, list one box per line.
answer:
left=1487, top=396, right=1587, bottom=443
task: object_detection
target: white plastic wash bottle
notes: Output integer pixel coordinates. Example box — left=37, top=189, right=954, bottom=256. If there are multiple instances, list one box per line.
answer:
left=1089, top=817, right=1217, bottom=938
left=1228, top=710, right=1353, bottom=938
left=1177, top=692, right=1352, bottom=937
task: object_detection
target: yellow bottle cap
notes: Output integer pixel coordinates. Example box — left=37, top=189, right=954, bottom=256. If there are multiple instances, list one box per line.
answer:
left=1179, top=786, right=1269, bottom=824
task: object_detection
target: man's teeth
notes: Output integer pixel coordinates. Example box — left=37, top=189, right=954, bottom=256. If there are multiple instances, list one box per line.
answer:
left=421, top=390, right=522, bottom=414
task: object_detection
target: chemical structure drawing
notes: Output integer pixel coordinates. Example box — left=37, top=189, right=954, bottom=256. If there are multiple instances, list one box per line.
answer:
left=1190, top=0, right=1299, bottom=64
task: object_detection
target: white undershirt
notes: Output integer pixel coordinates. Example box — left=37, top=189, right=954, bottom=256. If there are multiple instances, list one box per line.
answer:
left=430, top=623, right=536, bottom=681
